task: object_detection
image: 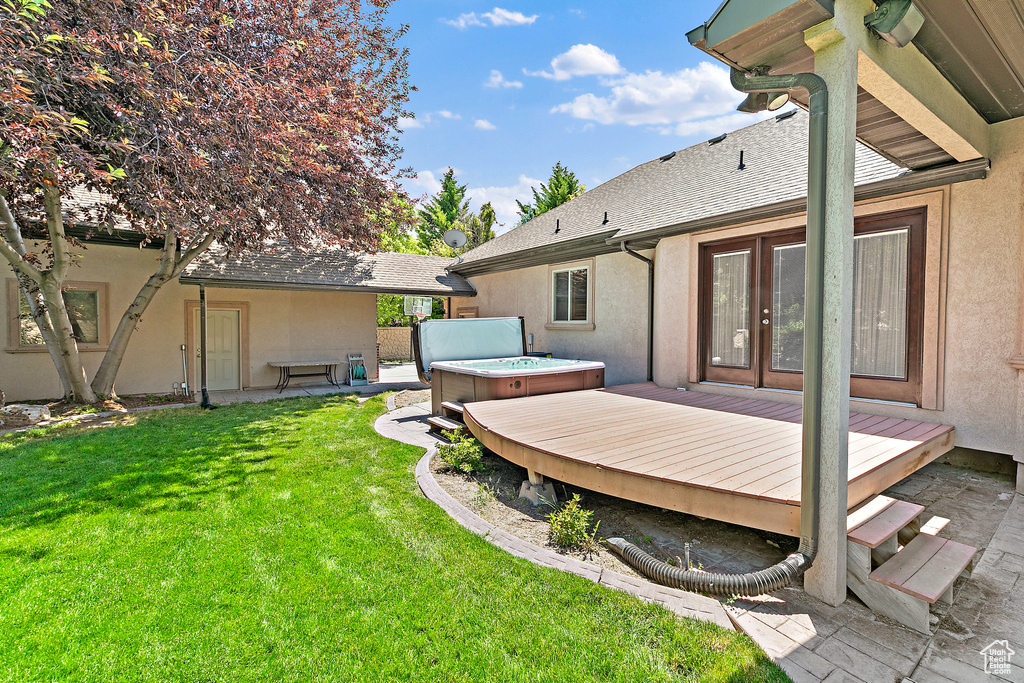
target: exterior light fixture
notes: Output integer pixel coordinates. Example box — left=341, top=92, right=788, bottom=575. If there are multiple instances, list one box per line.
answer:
left=865, top=0, right=925, bottom=48
left=736, top=90, right=790, bottom=114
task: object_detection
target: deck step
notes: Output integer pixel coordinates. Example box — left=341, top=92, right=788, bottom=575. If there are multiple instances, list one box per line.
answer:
left=847, top=496, right=924, bottom=549
left=869, top=533, right=977, bottom=604
left=440, top=401, right=464, bottom=418
left=428, top=415, right=466, bottom=437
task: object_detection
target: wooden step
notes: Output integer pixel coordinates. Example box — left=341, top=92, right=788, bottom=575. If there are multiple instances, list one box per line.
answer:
left=869, top=533, right=977, bottom=604
left=440, top=401, right=464, bottom=418
left=847, top=496, right=924, bottom=549
left=428, top=415, right=466, bottom=436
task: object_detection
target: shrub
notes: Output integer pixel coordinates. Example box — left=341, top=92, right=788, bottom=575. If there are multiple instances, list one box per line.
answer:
left=547, top=494, right=599, bottom=550
left=437, top=430, right=483, bottom=473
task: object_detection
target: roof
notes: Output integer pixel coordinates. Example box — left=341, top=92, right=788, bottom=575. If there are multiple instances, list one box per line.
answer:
left=180, top=244, right=475, bottom=297
left=453, top=110, right=988, bottom=276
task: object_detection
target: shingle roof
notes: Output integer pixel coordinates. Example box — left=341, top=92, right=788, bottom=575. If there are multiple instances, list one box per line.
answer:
left=181, top=244, right=475, bottom=297
left=456, top=110, right=905, bottom=268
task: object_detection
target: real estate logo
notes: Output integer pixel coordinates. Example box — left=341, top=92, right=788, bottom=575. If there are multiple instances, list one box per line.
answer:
left=980, top=639, right=1015, bottom=676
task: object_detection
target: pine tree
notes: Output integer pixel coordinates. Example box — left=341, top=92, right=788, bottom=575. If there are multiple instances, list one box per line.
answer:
left=515, top=162, right=585, bottom=226
left=417, top=168, right=469, bottom=249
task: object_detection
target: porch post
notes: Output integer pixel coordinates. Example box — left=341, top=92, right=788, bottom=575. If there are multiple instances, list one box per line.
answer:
left=801, top=0, right=870, bottom=606
left=1013, top=212, right=1024, bottom=492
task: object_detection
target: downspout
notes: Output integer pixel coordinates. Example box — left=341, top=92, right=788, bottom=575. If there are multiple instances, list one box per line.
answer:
left=199, top=284, right=214, bottom=409
left=620, top=242, right=654, bottom=382
left=607, top=67, right=827, bottom=596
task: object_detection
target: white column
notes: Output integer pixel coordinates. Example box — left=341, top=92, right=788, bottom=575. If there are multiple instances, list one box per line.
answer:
left=801, top=0, right=871, bottom=607
left=1013, top=203, right=1024, bottom=492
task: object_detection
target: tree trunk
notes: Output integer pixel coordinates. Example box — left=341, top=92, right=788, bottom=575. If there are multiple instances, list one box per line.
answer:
left=39, top=276, right=97, bottom=403
left=90, top=230, right=217, bottom=398
left=90, top=271, right=172, bottom=397
left=16, top=275, right=73, bottom=397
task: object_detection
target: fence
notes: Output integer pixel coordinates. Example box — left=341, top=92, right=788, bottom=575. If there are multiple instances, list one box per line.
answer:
left=377, top=327, right=412, bottom=361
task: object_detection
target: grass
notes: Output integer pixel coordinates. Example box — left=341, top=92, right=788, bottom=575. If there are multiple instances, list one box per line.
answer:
left=0, top=395, right=790, bottom=683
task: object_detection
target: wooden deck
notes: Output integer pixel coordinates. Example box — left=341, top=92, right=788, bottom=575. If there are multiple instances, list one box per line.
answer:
left=462, top=383, right=955, bottom=536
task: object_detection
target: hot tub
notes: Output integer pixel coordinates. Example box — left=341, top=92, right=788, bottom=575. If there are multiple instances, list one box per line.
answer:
left=430, top=356, right=605, bottom=414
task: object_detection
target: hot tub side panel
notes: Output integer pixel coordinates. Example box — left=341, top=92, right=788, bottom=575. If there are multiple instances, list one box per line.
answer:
left=432, top=367, right=605, bottom=415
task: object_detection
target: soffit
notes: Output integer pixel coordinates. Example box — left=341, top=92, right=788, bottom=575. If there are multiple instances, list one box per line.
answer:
left=913, top=0, right=1024, bottom=122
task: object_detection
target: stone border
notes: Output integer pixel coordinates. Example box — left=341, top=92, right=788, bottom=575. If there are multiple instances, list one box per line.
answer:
left=411, top=448, right=734, bottom=631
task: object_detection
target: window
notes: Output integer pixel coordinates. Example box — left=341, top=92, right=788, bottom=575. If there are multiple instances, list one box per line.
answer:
left=699, top=208, right=925, bottom=404
left=548, top=263, right=592, bottom=327
left=6, top=280, right=108, bottom=351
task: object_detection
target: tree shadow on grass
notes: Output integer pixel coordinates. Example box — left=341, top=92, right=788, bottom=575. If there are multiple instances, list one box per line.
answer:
left=0, top=395, right=357, bottom=532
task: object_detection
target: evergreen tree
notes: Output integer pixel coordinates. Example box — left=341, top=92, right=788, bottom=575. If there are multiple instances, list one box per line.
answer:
left=463, top=201, right=498, bottom=250
left=515, top=162, right=585, bottom=226
left=417, top=167, right=469, bottom=249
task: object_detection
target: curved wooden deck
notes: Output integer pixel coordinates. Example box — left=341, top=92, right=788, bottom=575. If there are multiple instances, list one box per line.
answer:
left=462, top=383, right=955, bottom=536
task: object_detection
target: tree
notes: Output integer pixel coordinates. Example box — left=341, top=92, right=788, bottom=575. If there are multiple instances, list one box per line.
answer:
left=0, top=0, right=412, bottom=402
left=515, top=162, right=585, bottom=226
left=463, top=201, right=498, bottom=250
left=417, top=167, right=468, bottom=249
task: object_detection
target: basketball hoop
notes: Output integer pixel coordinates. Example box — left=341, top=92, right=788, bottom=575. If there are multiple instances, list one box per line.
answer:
left=403, top=296, right=433, bottom=319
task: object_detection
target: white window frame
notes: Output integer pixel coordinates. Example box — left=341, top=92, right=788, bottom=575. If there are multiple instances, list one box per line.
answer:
left=546, top=259, right=595, bottom=330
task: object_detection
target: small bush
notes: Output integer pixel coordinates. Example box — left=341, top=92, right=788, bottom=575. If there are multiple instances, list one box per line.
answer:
left=437, top=430, right=483, bottom=473
left=547, top=494, right=599, bottom=550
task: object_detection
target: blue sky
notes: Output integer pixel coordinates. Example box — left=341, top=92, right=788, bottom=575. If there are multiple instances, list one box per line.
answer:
left=390, top=2, right=782, bottom=230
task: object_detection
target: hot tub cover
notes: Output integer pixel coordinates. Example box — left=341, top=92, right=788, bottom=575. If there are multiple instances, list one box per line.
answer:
left=413, top=317, right=525, bottom=382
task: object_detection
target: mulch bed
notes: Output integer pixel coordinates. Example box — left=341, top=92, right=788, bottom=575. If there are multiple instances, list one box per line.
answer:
left=1, top=393, right=194, bottom=432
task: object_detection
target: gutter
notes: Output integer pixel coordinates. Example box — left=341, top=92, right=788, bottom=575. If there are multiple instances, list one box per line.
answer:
left=608, top=156, right=989, bottom=250
left=176, top=277, right=477, bottom=298
left=620, top=242, right=654, bottom=382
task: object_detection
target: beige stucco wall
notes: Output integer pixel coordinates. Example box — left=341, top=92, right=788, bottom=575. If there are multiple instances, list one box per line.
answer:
left=2, top=244, right=379, bottom=401
left=650, top=117, right=1024, bottom=456
left=467, top=250, right=651, bottom=387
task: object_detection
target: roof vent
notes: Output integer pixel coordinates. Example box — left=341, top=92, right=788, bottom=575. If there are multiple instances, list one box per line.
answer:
left=707, top=133, right=727, bottom=145
left=775, top=109, right=797, bottom=121
left=659, top=151, right=676, bottom=162
left=555, top=219, right=560, bottom=234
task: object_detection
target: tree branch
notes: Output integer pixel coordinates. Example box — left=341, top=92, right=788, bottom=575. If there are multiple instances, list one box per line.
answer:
left=40, top=175, right=71, bottom=278
left=0, top=194, right=44, bottom=284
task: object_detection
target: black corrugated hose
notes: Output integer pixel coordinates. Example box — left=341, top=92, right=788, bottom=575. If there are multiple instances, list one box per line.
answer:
left=605, top=537, right=815, bottom=597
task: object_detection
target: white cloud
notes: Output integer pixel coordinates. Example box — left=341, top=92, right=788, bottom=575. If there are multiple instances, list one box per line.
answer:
left=436, top=110, right=461, bottom=120
left=550, top=60, right=779, bottom=135
left=474, top=119, right=497, bottom=131
left=399, top=116, right=423, bottom=129
left=485, top=69, right=523, bottom=89
left=444, top=7, right=537, bottom=29
left=467, top=174, right=543, bottom=231
left=405, top=170, right=442, bottom=198
left=526, top=44, right=623, bottom=81
left=482, top=7, right=538, bottom=26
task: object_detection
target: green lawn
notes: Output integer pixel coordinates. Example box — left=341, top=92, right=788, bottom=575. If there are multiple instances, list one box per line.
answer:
left=0, top=395, right=789, bottom=682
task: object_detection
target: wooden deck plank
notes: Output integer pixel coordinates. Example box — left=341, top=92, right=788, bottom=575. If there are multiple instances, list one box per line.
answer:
left=463, top=383, right=954, bottom=533
left=868, top=534, right=977, bottom=603
left=847, top=499, right=924, bottom=548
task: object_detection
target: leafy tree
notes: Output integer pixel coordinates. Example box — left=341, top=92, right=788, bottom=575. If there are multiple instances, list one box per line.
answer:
left=0, top=0, right=412, bottom=402
left=516, top=162, right=586, bottom=226
left=417, top=167, right=468, bottom=249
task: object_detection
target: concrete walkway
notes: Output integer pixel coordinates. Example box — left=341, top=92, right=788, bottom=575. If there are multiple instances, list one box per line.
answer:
left=207, top=362, right=426, bottom=405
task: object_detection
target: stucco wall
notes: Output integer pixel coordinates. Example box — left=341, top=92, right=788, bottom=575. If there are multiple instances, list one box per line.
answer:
left=649, top=117, right=1024, bottom=456
left=467, top=250, right=650, bottom=387
left=2, top=244, right=379, bottom=401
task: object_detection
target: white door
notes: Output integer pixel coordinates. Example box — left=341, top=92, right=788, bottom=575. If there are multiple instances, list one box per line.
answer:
left=195, top=309, right=240, bottom=391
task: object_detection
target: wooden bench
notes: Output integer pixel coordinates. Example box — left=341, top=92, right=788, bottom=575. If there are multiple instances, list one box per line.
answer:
left=268, top=359, right=343, bottom=393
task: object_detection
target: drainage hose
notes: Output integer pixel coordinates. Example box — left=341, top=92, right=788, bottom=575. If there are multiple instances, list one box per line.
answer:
left=606, top=537, right=813, bottom=597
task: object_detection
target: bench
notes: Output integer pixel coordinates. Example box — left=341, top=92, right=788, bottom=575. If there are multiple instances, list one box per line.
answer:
left=268, top=359, right=343, bottom=393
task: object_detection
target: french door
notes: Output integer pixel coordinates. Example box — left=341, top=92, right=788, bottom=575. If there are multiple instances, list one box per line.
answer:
left=700, top=208, right=925, bottom=404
